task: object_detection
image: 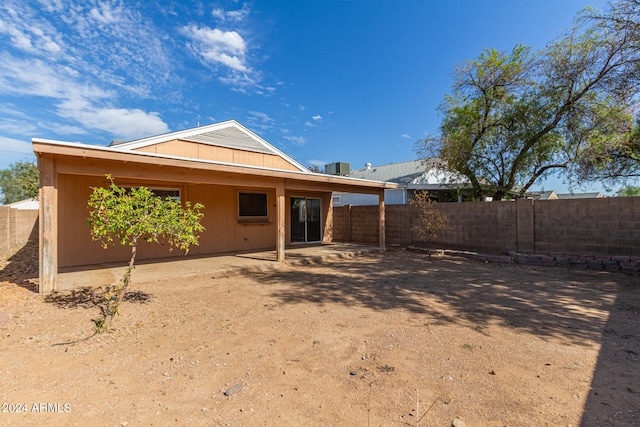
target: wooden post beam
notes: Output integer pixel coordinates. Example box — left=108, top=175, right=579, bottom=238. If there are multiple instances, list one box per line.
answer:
left=276, top=179, right=286, bottom=262
left=378, top=189, right=386, bottom=251
left=38, top=153, right=58, bottom=294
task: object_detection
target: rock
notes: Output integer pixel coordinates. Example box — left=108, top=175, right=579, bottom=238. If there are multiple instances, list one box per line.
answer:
left=224, top=382, right=244, bottom=396
left=452, top=417, right=466, bottom=427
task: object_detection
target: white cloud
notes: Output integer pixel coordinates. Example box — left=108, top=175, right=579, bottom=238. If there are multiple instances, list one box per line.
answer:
left=179, top=7, right=266, bottom=92
left=0, top=6, right=63, bottom=57
left=312, top=115, right=322, bottom=121
left=401, top=133, right=411, bottom=139
left=0, top=1, right=174, bottom=139
left=305, top=121, right=315, bottom=128
left=0, top=135, right=36, bottom=170
left=0, top=117, right=38, bottom=136
left=0, top=55, right=105, bottom=99
left=181, top=25, right=248, bottom=72
left=37, top=0, right=64, bottom=13
left=245, top=110, right=276, bottom=132
left=1, top=0, right=174, bottom=99
left=56, top=99, right=169, bottom=139
left=89, top=1, right=125, bottom=25
left=283, top=135, right=306, bottom=146
left=212, top=4, right=250, bottom=22
left=45, top=123, right=87, bottom=135
left=308, top=159, right=326, bottom=168
left=0, top=135, right=33, bottom=154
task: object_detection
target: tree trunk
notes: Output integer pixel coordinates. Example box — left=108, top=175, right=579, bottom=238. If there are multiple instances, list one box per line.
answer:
left=492, top=189, right=505, bottom=201
left=101, top=240, right=138, bottom=332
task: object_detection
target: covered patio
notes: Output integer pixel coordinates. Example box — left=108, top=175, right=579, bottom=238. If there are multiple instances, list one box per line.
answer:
left=55, top=243, right=379, bottom=291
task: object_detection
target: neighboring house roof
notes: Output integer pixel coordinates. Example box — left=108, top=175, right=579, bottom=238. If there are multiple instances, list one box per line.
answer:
left=346, top=159, right=469, bottom=189
left=7, top=198, right=39, bottom=210
left=529, top=190, right=559, bottom=200
left=556, top=192, right=604, bottom=199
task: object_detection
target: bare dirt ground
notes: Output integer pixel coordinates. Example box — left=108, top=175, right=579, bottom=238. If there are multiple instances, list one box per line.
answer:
left=1, top=244, right=639, bottom=427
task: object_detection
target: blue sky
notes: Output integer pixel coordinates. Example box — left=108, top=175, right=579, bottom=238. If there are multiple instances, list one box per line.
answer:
left=0, top=0, right=616, bottom=194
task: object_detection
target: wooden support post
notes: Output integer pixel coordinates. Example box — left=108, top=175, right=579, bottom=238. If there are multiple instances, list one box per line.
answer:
left=276, top=179, right=286, bottom=262
left=38, top=153, right=58, bottom=294
left=378, top=189, right=386, bottom=251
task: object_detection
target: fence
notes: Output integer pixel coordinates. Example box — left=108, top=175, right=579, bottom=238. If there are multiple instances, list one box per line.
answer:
left=333, top=197, right=640, bottom=258
left=0, top=206, right=39, bottom=253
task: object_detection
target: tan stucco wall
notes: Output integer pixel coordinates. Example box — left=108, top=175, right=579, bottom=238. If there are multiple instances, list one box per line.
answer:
left=57, top=174, right=333, bottom=268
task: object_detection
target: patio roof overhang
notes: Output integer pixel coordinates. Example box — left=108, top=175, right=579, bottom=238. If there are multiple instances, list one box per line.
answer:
left=32, top=139, right=398, bottom=194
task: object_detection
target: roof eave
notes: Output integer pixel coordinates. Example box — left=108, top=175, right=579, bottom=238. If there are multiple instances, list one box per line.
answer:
left=32, top=139, right=397, bottom=191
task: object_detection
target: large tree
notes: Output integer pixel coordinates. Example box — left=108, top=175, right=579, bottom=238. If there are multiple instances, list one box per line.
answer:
left=575, top=0, right=640, bottom=183
left=417, top=1, right=640, bottom=200
left=0, top=161, right=39, bottom=204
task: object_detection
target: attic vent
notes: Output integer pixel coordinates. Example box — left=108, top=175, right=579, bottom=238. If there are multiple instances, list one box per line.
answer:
left=182, top=127, right=274, bottom=155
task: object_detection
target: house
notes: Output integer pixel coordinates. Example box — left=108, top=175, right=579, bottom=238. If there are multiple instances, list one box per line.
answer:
left=32, top=120, right=397, bottom=294
left=528, top=190, right=559, bottom=200
left=557, top=192, right=605, bottom=199
left=329, top=159, right=473, bottom=206
left=8, top=198, right=39, bottom=210
left=528, top=191, right=605, bottom=200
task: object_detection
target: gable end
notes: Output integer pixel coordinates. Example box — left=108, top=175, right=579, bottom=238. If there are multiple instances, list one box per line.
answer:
left=182, top=127, right=274, bottom=155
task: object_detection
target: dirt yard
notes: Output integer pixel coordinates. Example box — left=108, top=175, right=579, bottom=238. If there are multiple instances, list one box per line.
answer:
left=1, top=247, right=639, bottom=427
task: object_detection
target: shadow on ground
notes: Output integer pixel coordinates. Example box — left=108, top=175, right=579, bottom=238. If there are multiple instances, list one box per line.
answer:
left=250, top=250, right=639, bottom=425
left=45, top=285, right=153, bottom=314
left=253, top=251, right=622, bottom=346
left=580, top=282, right=640, bottom=427
left=44, top=286, right=153, bottom=335
left=0, top=239, right=38, bottom=293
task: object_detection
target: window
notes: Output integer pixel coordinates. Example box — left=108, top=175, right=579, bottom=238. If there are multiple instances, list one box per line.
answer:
left=124, top=187, right=180, bottom=201
left=239, top=192, right=268, bottom=217
left=150, top=188, right=180, bottom=201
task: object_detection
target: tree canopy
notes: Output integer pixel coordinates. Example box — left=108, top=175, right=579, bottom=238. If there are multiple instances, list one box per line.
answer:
left=0, top=161, right=39, bottom=205
left=417, top=0, right=640, bottom=200
left=616, top=185, right=640, bottom=196
left=87, top=175, right=205, bottom=331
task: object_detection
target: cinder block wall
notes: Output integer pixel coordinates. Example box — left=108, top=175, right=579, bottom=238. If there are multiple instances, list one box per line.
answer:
left=334, top=197, right=640, bottom=257
left=333, top=205, right=379, bottom=244
left=386, top=205, right=412, bottom=245
left=0, top=206, right=39, bottom=253
left=533, top=197, right=640, bottom=255
left=419, top=201, right=518, bottom=253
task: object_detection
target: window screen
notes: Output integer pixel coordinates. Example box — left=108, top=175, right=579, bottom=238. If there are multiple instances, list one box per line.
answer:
left=239, top=192, right=268, bottom=217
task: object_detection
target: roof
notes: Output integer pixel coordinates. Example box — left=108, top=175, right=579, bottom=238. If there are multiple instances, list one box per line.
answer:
left=556, top=192, right=604, bottom=199
left=32, top=122, right=398, bottom=195
left=346, top=159, right=469, bottom=188
left=528, top=190, right=558, bottom=200
left=7, top=198, right=39, bottom=210
left=110, top=120, right=309, bottom=173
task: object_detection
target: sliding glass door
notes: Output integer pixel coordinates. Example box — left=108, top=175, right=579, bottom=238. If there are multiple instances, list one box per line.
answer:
left=290, top=197, right=321, bottom=243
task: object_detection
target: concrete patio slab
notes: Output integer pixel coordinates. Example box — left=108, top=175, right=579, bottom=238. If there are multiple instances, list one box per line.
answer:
left=55, top=243, right=379, bottom=291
